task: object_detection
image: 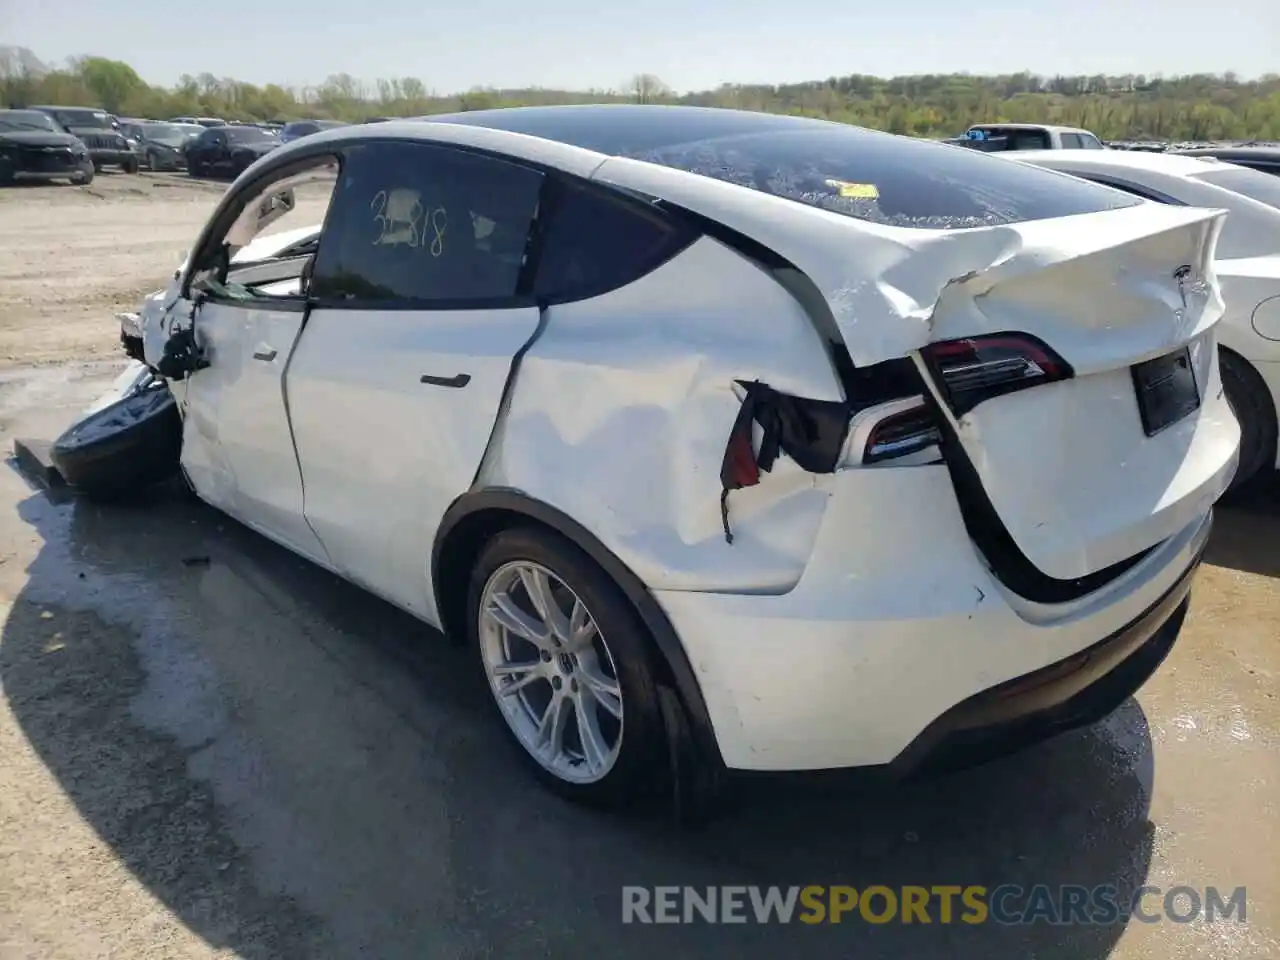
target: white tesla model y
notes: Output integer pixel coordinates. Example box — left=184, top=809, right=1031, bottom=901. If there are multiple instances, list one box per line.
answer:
left=85, top=106, right=1238, bottom=806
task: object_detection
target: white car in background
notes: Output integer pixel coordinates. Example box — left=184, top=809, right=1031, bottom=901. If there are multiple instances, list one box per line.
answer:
left=1010, top=149, right=1280, bottom=492
left=64, top=108, right=1237, bottom=809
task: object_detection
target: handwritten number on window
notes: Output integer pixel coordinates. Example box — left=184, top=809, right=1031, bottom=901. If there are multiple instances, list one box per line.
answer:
left=370, top=189, right=447, bottom=256
left=429, top=207, right=447, bottom=257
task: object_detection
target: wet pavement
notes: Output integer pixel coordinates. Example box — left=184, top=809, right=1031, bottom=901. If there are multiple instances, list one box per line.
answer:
left=0, top=361, right=1277, bottom=959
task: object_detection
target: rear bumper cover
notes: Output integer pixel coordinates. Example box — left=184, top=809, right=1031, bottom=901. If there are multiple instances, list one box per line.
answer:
left=891, top=528, right=1201, bottom=775
left=654, top=465, right=1212, bottom=772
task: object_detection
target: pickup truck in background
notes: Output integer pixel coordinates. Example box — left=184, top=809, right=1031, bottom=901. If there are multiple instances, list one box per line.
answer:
left=944, top=123, right=1106, bottom=152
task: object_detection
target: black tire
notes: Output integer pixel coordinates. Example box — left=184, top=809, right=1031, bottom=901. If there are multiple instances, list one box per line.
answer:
left=1220, top=349, right=1277, bottom=496
left=70, top=163, right=93, bottom=186
left=50, top=386, right=183, bottom=501
left=0, top=158, right=13, bottom=186
left=466, top=526, right=668, bottom=807
left=122, top=156, right=140, bottom=174
left=92, top=160, right=102, bottom=173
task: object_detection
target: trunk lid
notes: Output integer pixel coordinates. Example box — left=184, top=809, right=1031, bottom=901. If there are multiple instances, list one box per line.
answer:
left=910, top=204, right=1237, bottom=581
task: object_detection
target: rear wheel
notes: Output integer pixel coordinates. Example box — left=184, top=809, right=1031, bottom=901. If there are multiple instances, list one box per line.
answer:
left=50, top=385, right=183, bottom=501
left=1221, top=349, right=1278, bottom=495
left=70, top=163, right=93, bottom=185
left=468, top=527, right=667, bottom=806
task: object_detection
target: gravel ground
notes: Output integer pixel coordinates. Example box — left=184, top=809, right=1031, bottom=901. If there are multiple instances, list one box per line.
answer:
left=0, top=173, right=1277, bottom=960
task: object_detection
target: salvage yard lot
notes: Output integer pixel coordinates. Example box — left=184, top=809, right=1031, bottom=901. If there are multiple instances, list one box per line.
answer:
left=0, top=171, right=1278, bottom=959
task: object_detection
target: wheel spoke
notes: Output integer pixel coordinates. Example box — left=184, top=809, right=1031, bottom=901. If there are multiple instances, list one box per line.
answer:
left=492, top=661, right=544, bottom=697
left=567, top=597, right=597, bottom=651
left=486, top=591, right=551, bottom=649
left=519, top=566, right=569, bottom=643
left=574, top=692, right=610, bottom=774
left=578, top=665, right=623, bottom=720
left=536, top=692, right=572, bottom=759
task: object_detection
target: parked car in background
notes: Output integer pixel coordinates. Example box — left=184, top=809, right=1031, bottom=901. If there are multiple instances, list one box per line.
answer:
left=185, top=123, right=280, bottom=178
left=170, top=116, right=226, bottom=128
left=1010, top=149, right=1280, bottom=491
left=945, top=123, right=1106, bottom=152
left=99, top=107, right=1234, bottom=805
left=279, top=119, right=346, bottom=143
left=1173, top=145, right=1280, bottom=177
left=28, top=105, right=137, bottom=173
left=123, top=120, right=194, bottom=171
left=0, top=108, right=94, bottom=185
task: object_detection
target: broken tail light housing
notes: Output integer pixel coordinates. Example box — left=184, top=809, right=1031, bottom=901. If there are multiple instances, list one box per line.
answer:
left=863, top=404, right=943, bottom=463
left=921, top=333, right=1073, bottom=417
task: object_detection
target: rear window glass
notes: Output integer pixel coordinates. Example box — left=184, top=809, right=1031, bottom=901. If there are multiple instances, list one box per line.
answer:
left=427, top=108, right=1139, bottom=229
left=629, top=127, right=1138, bottom=229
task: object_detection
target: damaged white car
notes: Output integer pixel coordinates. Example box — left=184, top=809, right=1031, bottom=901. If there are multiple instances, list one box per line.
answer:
left=57, top=106, right=1239, bottom=807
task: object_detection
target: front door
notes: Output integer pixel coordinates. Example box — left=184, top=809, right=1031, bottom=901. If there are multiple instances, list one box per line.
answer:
left=174, top=157, right=339, bottom=561
left=284, top=138, right=547, bottom=623
left=180, top=296, right=326, bottom=560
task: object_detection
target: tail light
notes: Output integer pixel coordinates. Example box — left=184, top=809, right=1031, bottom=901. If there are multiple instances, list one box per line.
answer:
left=841, top=395, right=943, bottom=466
left=863, top=404, right=942, bottom=463
left=921, top=333, right=1073, bottom=417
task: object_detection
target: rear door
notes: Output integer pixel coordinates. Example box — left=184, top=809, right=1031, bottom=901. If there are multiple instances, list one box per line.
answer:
left=286, top=139, right=545, bottom=622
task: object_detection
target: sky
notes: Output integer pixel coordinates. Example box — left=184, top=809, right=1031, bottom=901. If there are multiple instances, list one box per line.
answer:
left=4, top=0, right=1277, bottom=94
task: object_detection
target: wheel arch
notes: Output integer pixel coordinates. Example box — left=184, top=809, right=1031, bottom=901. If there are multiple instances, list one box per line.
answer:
left=432, top=487, right=724, bottom=767
left=1218, top=343, right=1279, bottom=477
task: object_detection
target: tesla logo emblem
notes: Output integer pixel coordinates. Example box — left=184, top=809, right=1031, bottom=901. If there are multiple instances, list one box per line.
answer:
left=1173, top=265, right=1193, bottom=315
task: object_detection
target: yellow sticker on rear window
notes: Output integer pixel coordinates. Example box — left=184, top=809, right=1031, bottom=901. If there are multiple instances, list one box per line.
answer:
left=825, top=179, right=879, bottom=199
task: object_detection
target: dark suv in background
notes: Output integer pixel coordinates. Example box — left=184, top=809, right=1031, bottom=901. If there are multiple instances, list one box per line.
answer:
left=185, top=123, right=280, bottom=178
left=28, top=106, right=138, bottom=173
left=0, top=109, right=94, bottom=185
left=118, top=119, right=192, bottom=171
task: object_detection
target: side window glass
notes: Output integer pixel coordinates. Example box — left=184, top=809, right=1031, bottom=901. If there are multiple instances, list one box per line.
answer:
left=1060, top=134, right=1083, bottom=149
left=195, top=158, right=340, bottom=302
left=533, top=179, right=693, bottom=302
left=1079, top=134, right=1104, bottom=149
left=311, top=141, right=543, bottom=305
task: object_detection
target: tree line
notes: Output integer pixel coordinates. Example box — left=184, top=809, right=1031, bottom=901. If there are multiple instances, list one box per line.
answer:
left=4, top=51, right=1280, bottom=142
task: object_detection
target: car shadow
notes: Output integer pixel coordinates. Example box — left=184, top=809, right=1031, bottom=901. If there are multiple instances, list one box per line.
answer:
left=0, top=482, right=1156, bottom=959
left=1205, top=474, right=1280, bottom=579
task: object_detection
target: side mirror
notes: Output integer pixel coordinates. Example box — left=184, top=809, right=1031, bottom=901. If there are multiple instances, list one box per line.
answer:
left=254, top=188, right=296, bottom=232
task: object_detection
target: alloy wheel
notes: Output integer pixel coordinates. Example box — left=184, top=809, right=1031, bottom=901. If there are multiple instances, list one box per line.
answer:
left=478, top=560, right=624, bottom=784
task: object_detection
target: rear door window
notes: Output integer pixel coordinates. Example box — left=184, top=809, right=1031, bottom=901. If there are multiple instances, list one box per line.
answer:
left=533, top=179, right=695, bottom=302
left=1060, top=133, right=1084, bottom=149
left=628, top=126, right=1139, bottom=229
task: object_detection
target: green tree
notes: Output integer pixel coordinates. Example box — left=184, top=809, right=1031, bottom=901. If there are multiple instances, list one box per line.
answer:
left=75, top=56, right=146, bottom=112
